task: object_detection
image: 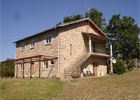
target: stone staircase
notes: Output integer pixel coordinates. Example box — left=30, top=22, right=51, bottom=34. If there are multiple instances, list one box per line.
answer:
left=61, top=50, right=91, bottom=79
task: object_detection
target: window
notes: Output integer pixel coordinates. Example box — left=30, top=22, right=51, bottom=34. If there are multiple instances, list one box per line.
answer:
left=45, top=36, right=51, bottom=44
left=20, top=64, right=23, bottom=71
left=99, top=42, right=102, bottom=45
left=30, top=40, right=35, bottom=48
left=70, top=44, right=72, bottom=55
left=51, top=60, right=55, bottom=65
left=21, top=44, right=25, bottom=51
left=44, top=61, right=48, bottom=69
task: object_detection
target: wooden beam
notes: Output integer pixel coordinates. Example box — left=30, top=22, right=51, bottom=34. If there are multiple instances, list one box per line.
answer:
left=6, top=63, right=7, bottom=78
left=39, top=57, right=41, bottom=78
left=11, top=62, right=12, bottom=78
left=23, top=60, right=24, bottom=78
left=16, top=61, right=18, bottom=78
left=1, top=63, right=3, bottom=78
left=30, top=58, right=32, bottom=78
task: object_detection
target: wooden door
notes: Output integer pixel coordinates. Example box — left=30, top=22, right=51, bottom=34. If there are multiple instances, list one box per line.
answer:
left=31, top=63, right=34, bottom=75
left=93, top=62, right=98, bottom=76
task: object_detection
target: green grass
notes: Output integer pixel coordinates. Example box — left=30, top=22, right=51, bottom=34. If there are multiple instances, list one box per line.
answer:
left=54, top=69, right=140, bottom=100
left=0, top=79, right=63, bottom=100
left=0, top=69, right=139, bottom=100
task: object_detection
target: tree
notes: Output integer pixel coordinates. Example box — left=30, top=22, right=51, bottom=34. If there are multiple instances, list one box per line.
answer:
left=56, top=21, right=62, bottom=26
left=105, top=14, right=140, bottom=60
left=56, top=8, right=106, bottom=30
left=56, top=14, right=84, bottom=26
left=113, top=59, right=126, bottom=75
left=0, top=58, right=15, bottom=77
left=63, top=14, right=84, bottom=23
left=85, top=8, right=106, bottom=30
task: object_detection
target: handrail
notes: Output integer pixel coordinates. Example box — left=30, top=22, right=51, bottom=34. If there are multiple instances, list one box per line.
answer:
left=64, top=48, right=87, bottom=72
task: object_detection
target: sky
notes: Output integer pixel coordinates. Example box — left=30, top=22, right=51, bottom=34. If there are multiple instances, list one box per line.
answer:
left=0, top=0, right=139, bottom=61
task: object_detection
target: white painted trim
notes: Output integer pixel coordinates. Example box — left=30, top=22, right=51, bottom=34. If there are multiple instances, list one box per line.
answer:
left=89, top=36, right=91, bottom=53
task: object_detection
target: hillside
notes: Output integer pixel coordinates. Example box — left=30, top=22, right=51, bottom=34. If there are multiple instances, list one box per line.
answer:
left=0, top=69, right=139, bottom=100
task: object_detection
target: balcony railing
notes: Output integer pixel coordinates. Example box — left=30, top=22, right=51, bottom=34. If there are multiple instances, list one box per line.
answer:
left=91, top=48, right=110, bottom=55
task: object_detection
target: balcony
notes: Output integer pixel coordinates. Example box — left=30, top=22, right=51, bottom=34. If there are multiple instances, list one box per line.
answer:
left=90, top=48, right=111, bottom=57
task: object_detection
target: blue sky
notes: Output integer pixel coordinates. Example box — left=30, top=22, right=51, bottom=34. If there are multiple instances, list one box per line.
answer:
left=0, top=0, right=139, bottom=61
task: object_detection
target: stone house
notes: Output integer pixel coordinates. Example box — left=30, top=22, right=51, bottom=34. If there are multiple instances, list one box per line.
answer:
left=12, top=18, right=113, bottom=79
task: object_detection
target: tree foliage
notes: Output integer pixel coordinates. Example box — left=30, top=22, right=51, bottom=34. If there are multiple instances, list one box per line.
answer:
left=105, top=14, right=140, bottom=60
left=127, top=62, right=135, bottom=71
left=56, top=8, right=106, bottom=30
left=63, top=14, right=84, bottom=23
left=0, top=58, right=15, bottom=77
left=85, top=8, right=106, bottom=30
left=56, top=21, right=62, bottom=26
left=113, top=59, right=126, bottom=75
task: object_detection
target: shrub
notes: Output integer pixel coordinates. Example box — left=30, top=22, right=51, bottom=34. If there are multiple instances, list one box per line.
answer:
left=128, top=62, right=134, bottom=71
left=113, top=60, right=126, bottom=75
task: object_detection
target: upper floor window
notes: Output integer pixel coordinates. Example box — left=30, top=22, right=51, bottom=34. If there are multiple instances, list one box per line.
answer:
left=70, top=44, right=72, bottom=55
left=45, top=36, right=51, bottom=44
left=30, top=40, right=35, bottom=49
left=21, top=44, right=25, bottom=51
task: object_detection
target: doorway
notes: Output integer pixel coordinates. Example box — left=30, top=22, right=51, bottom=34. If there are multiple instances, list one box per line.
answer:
left=31, top=63, right=34, bottom=75
left=92, top=42, right=95, bottom=52
left=93, top=62, right=98, bottom=76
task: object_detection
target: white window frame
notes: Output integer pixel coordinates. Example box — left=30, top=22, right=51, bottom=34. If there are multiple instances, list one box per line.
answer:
left=30, top=40, right=35, bottom=49
left=45, top=36, right=51, bottom=45
left=21, top=43, right=25, bottom=51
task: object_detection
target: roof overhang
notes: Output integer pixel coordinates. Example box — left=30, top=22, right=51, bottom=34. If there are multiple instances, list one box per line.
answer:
left=13, top=18, right=109, bottom=43
left=82, top=32, right=113, bottom=41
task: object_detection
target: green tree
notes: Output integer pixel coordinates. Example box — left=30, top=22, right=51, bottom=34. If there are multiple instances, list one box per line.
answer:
left=0, top=58, right=15, bottom=77
left=56, top=8, right=106, bottom=30
left=56, top=14, right=84, bottom=26
left=113, top=59, right=126, bottom=75
left=85, top=8, right=106, bottom=30
left=105, top=14, right=140, bottom=60
left=63, top=14, right=84, bottom=23
left=56, top=21, right=62, bottom=26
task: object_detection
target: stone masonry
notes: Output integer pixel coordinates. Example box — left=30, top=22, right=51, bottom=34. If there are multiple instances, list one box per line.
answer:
left=14, top=18, right=111, bottom=79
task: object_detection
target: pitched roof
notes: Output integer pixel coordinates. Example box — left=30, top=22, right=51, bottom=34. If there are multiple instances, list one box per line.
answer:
left=13, top=18, right=108, bottom=43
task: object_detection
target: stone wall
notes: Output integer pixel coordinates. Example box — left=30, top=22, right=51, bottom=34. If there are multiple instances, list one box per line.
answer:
left=59, top=21, right=107, bottom=77
left=15, top=29, right=59, bottom=78
left=15, top=20, right=108, bottom=78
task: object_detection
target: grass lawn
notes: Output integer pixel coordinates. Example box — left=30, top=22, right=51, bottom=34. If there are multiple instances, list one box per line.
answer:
left=0, top=69, right=139, bottom=100
left=53, top=69, right=140, bottom=100
left=0, top=79, right=63, bottom=100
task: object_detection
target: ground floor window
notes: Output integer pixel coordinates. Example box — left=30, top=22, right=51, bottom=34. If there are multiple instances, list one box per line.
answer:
left=20, top=64, right=23, bottom=71
left=44, top=61, right=48, bottom=69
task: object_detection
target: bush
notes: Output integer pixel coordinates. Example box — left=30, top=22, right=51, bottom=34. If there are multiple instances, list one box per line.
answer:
left=113, top=60, right=126, bottom=75
left=128, top=62, right=134, bottom=71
